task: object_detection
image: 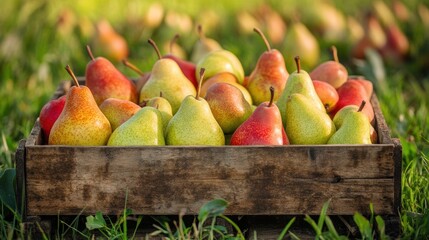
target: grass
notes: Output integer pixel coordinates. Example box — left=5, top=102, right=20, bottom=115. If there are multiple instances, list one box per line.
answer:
left=1, top=0, right=429, bottom=239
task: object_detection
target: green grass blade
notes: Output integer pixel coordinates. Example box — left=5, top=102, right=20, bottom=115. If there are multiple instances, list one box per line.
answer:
left=277, top=217, right=296, bottom=240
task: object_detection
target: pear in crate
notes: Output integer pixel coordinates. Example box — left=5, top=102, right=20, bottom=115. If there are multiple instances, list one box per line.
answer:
left=246, top=28, right=288, bottom=105
left=196, top=49, right=245, bottom=84
left=49, top=66, right=112, bottom=146
left=205, top=82, right=253, bottom=134
left=166, top=69, right=224, bottom=145
left=312, top=80, right=339, bottom=113
left=140, top=39, right=196, bottom=114
left=143, top=92, right=173, bottom=131
left=277, top=56, right=325, bottom=126
left=191, top=25, right=222, bottom=63
left=85, top=46, right=138, bottom=105
left=108, top=107, right=165, bottom=146
left=310, top=46, right=348, bottom=89
left=201, top=72, right=253, bottom=105
left=285, top=93, right=336, bottom=145
left=332, top=103, right=377, bottom=143
left=99, top=98, right=141, bottom=130
left=162, top=34, right=198, bottom=89
left=39, top=95, right=66, bottom=142
left=328, top=101, right=372, bottom=144
left=230, top=87, right=284, bottom=145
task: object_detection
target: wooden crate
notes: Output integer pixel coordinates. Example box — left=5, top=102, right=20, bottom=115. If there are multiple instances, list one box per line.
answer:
left=15, top=81, right=402, bottom=221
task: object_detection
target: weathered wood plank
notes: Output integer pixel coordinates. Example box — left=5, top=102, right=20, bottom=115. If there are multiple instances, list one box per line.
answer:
left=26, top=144, right=396, bottom=216
left=371, top=94, right=392, bottom=144
left=26, top=176, right=394, bottom=216
left=15, top=139, right=27, bottom=219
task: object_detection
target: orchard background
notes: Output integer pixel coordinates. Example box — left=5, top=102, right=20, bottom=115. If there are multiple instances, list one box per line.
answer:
left=0, top=0, right=428, bottom=238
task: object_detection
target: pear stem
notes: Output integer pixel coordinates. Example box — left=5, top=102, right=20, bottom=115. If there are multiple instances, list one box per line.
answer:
left=86, top=45, right=95, bottom=61
left=159, top=91, right=163, bottom=98
left=254, top=28, right=271, bottom=52
left=268, top=86, right=275, bottom=107
left=331, top=46, right=339, bottom=62
left=294, top=56, right=301, bottom=73
left=65, top=65, right=80, bottom=87
left=122, top=59, right=145, bottom=76
left=196, top=68, right=205, bottom=100
left=170, top=34, right=180, bottom=55
left=358, top=100, right=366, bottom=112
left=148, top=39, right=162, bottom=60
left=197, top=24, right=205, bottom=40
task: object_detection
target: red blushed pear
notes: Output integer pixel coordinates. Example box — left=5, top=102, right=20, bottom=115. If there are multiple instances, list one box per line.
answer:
left=246, top=28, right=289, bottom=105
left=85, top=45, right=138, bottom=105
left=39, top=95, right=66, bottom=142
left=348, top=76, right=373, bottom=99
left=330, top=80, right=375, bottom=125
left=312, top=80, right=339, bottom=113
left=162, top=34, right=198, bottom=89
left=310, top=46, right=348, bottom=89
left=230, top=87, right=284, bottom=145
left=49, top=65, right=112, bottom=146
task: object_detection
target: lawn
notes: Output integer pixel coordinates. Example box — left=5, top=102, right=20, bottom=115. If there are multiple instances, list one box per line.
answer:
left=1, top=0, right=428, bottom=239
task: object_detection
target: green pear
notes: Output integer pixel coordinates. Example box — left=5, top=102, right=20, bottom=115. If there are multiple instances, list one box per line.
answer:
left=196, top=49, right=245, bottom=85
left=140, top=39, right=196, bottom=114
left=277, top=56, right=325, bottom=126
left=49, top=66, right=112, bottom=146
left=108, top=107, right=165, bottom=146
left=282, top=21, right=320, bottom=70
left=205, top=82, right=253, bottom=134
left=191, top=25, right=222, bottom=63
left=285, top=93, right=336, bottom=145
left=144, top=93, right=173, bottom=132
left=328, top=102, right=371, bottom=144
left=166, top=69, right=225, bottom=145
left=332, top=101, right=376, bottom=143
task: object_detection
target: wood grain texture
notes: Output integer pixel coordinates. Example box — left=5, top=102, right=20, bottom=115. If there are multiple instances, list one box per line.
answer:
left=26, top=138, right=396, bottom=215
left=20, top=85, right=400, bottom=217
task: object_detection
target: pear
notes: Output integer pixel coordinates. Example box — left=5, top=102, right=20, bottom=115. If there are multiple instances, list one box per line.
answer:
left=85, top=46, right=138, bottom=105
left=201, top=72, right=253, bottom=105
left=166, top=69, right=225, bottom=145
left=93, top=19, right=128, bottom=62
left=196, top=49, right=245, bottom=85
left=310, top=46, right=348, bottom=89
left=99, top=98, right=141, bottom=130
left=140, top=39, right=196, bottom=114
left=191, top=25, right=222, bottom=63
left=163, top=34, right=198, bottom=89
left=282, top=21, right=320, bottom=70
left=328, top=101, right=372, bottom=144
left=143, top=92, right=173, bottom=132
left=205, top=82, right=253, bottom=134
left=312, top=80, right=339, bottom=113
left=246, top=28, right=289, bottom=105
left=285, top=93, right=336, bottom=145
left=329, top=80, right=375, bottom=125
left=49, top=66, right=112, bottom=146
left=277, top=56, right=325, bottom=126
left=108, top=107, right=165, bottom=146
left=230, top=87, right=284, bottom=145
left=39, top=95, right=66, bottom=142
left=332, top=102, right=377, bottom=144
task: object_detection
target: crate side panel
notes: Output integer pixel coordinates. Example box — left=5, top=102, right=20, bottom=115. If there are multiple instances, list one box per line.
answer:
left=26, top=145, right=395, bottom=215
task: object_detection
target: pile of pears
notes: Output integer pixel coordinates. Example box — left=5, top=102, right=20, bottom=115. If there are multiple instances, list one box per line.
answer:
left=41, top=27, right=376, bottom=147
